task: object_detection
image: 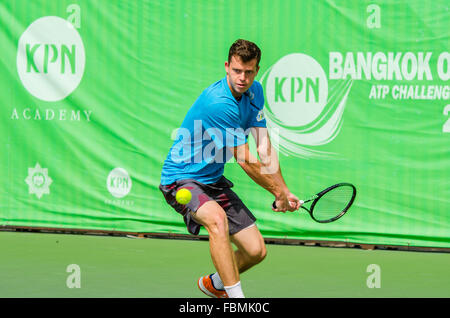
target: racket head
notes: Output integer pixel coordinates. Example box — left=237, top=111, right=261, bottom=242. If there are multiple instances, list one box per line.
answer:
left=309, top=183, right=356, bottom=223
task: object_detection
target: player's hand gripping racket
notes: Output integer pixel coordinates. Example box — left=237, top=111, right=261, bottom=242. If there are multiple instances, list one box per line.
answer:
left=272, top=183, right=356, bottom=223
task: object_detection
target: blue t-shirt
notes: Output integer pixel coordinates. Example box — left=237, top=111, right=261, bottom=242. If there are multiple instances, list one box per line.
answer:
left=160, top=76, right=267, bottom=185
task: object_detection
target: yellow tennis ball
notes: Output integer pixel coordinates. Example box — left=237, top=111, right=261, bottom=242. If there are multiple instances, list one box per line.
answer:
left=176, top=188, right=192, bottom=205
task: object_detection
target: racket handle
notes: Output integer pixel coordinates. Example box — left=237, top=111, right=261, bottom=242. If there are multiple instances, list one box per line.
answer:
left=272, top=200, right=304, bottom=210
left=272, top=200, right=294, bottom=209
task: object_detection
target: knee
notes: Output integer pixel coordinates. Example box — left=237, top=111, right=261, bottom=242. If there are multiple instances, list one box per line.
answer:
left=204, top=210, right=229, bottom=237
left=248, top=244, right=267, bottom=264
left=258, top=245, right=267, bottom=263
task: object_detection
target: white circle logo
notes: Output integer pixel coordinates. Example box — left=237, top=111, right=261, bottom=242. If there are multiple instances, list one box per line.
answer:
left=17, top=16, right=85, bottom=102
left=265, top=53, right=328, bottom=127
left=107, top=168, right=132, bottom=199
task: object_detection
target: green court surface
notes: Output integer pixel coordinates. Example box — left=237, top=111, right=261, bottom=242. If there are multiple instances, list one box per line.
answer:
left=1, top=231, right=449, bottom=298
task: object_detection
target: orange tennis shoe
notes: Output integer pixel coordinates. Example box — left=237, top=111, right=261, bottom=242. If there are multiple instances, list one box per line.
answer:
left=197, top=275, right=228, bottom=298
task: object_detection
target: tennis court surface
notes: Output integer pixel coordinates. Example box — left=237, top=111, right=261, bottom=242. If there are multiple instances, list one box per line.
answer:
left=1, top=231, right=449, bottom=298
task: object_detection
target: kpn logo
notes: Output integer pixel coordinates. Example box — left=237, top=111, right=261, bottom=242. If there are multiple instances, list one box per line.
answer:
left=17, top=16, right=85, bottom=102
left=107, top=168, right=132, bottom=199
left=261, top=53, right=353, bottom=158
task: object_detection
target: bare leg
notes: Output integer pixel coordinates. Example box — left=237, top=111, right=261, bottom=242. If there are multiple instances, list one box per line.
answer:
left=192, top=201, right=240, bottom=286
left=230, top=224, right=267, bottom=274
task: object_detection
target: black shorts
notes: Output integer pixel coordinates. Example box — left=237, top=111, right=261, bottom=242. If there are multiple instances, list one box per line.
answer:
left=159, top=176, right=256, bottom=236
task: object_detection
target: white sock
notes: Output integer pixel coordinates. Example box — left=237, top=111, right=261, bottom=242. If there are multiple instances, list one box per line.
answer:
left=224, top=281, right=245, bottom=298
left=211, top=272, right=224, bottom=290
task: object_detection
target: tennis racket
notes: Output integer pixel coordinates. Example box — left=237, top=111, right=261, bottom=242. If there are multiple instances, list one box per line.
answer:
left=272, top=183, right=356, bottom=223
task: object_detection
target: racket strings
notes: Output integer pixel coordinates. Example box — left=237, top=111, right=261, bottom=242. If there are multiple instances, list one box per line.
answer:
left=312, top=186, right=354, bottom=221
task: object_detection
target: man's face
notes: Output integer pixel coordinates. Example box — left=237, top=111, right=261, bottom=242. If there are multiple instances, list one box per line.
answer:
left=225, top=55, right=260, bottom=98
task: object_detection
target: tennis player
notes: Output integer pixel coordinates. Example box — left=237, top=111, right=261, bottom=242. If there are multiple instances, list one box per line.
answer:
left=159, top=39, right=301, bottom=298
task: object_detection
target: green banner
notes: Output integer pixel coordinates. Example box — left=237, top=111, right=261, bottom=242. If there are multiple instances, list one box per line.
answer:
left=1, top=0, right=449, bottom=247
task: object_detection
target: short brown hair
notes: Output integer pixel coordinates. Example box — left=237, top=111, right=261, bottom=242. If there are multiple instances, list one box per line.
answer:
left=228, top=39, right=261, bottom=67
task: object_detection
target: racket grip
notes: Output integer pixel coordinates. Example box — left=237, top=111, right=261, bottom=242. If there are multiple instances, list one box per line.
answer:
left=272, top=200, right=303, bottom=210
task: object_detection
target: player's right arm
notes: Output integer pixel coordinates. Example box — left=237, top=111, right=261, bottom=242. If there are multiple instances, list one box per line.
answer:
left=229, top=142, right=299, bottom=212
